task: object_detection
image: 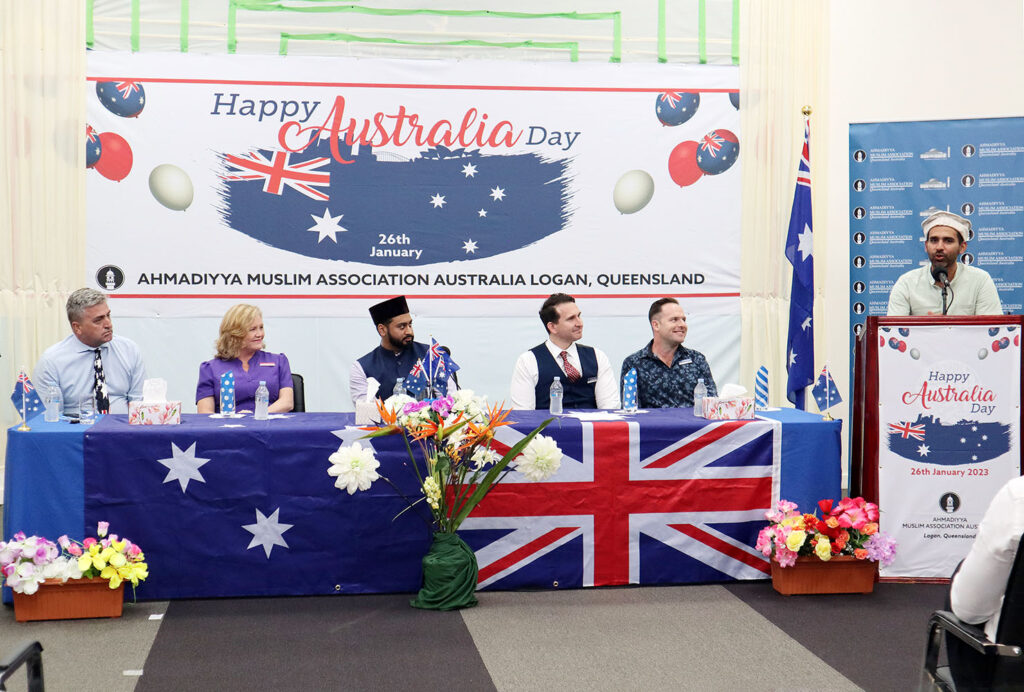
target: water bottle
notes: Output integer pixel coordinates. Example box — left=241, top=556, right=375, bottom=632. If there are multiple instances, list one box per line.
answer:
left=549, top=376, right=563, bottom=415
left=44, top=386, right=63, bottom=422
left=254, top=381, right=269, bottom=420
left=693, top=378, right=707, bottom=418
left=393, top=377, right=406, bottom=397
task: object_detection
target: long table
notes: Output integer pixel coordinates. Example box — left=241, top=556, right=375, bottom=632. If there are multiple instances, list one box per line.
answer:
left=4, top=408, right=840, bottom=600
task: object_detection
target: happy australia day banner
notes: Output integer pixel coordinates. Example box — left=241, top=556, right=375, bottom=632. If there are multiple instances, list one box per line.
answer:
left=85, top=53, right=740, bottom=317
left=877, top=322, right=1020, bottom=578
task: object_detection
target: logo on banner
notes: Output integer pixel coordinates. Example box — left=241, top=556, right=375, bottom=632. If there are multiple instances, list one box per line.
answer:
left=939, top=492, right=961, bottom=513
left=883, top=326, right=1017, bottom=465
left=95, top=265, right=125, bottom=291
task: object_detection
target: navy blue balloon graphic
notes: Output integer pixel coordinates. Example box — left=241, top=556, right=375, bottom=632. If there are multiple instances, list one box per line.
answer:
left=989, top=327, right=1000, bottom=336
left=96, top=81, right=146, bottom=118
left=695, top=129, right=739, bottom=175
left=86, top=124, right=102, bottom=168
left=655, top=91, right=700, bottom=126
left=899, top=328, right=910, bottom=337
left=729, top=92, right=740, bottom=110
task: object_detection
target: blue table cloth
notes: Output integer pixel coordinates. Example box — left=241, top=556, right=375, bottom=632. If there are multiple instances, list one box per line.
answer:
left=4, top=408, right=840, bottom=601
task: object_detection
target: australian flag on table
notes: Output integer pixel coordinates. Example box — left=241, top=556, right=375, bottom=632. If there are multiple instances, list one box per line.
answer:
left=461, top=412, right=780, bottom=589
left=785, top=119, right=814, bottom=409
left=219, top=138, right=571, bottom=265
left=10, top=371, right=43, bottom=417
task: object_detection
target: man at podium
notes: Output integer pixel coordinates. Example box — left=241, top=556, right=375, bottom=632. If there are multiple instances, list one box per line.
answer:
left=887, top=211, right=1002, bottom=316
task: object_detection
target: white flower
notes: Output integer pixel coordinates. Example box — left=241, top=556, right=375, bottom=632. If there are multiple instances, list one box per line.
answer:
left=471, top=446, right=499, bottom=471
left=383, top=393, right=414, bottom=414
left=514, top=435, right=562, bottom=481
left=451, top=389, right=487, bottom=423
left=328, top=442, right=381, bottom=495
left=422, top=477, right=442, bottom=510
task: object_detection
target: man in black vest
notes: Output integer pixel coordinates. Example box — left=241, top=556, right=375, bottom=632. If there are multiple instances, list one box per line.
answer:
left=510, top=293, right=620, bottom=410
left=349, top=296, right=430, bottom=402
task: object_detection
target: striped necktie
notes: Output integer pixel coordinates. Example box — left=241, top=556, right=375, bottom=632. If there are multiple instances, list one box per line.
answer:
left=559, top=350, right=581, bottom=383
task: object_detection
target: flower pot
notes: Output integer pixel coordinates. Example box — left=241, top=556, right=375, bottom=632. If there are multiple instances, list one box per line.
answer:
left=771, top=555, right=877, bottom=596
left=410, top=532, right=479, bottom=611
left=13, top=577, right=124, bottom=622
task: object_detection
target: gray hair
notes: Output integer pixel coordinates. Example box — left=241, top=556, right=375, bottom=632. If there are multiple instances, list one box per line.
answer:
left=66, top=288, right=108, bottom=323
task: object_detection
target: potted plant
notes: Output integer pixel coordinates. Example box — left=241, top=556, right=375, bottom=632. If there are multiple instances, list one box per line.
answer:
left=328, top=391, right=560, bottom=610
left=755, top=497, right=897, bottom=595
left=2, top=522, right=149, bottom=621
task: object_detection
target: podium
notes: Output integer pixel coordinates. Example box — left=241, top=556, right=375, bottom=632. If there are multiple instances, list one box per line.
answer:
left=851, top=315, right=1023, bottom=578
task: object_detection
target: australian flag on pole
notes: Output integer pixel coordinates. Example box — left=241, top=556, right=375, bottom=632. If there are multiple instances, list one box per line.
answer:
left=785, top=120, right=814, bottom=409
left=811, top=365, right=842, bottom=412
left=10, top=371, right=43, bottom=417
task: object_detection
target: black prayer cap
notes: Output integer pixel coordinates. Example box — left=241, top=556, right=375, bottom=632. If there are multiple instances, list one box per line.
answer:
left=369, top=296, right=409, bottom=326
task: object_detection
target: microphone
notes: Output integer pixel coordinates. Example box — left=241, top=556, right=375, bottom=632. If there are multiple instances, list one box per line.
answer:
left=931, top=266, right=950, bottom=287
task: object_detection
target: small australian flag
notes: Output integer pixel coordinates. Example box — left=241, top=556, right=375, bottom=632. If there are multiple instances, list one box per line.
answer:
left=405, top=359, right=429, bottom=396
left=10, top=371, right=44, bottom=417
left=811, top=365, right=842, bottom=411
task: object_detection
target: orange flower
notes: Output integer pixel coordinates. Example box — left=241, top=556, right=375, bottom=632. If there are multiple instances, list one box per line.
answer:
left=862, top=522, right=878, bottom=535
left=854, top=548, right=868, bottom=559
left=462, top=402, right=513, bottom=447
left=825, top=516, right=840, bottom=529
left=407, top=418, right=440, bottom=441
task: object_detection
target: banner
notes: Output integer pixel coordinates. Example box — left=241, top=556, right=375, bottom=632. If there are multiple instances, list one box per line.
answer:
left=86, top=53, right=741, bottom=318
left=848, top=117, right=1024, bottom=344
left=877, top=322, right=1020, bottom=577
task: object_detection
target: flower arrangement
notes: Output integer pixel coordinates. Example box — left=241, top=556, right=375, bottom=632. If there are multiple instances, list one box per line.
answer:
left=0, top=522, right=148, bottom=595
left=756, top=497, right=898, bottom=567
left=328, top=390, right=561, bottom=533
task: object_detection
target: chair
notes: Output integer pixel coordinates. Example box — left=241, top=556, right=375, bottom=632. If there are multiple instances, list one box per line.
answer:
left=291, top=373, right=305, bottom=413
left=920, top=532, right=1024, bottom=691
left=0, top=640, right=44, bottom=692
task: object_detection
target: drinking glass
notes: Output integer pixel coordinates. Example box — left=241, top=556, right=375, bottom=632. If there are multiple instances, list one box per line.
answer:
left=80, top=398, right=96, bottom=425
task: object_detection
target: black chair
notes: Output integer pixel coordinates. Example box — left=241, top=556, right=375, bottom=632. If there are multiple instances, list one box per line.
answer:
left=0, top=640, right=44, bottom=692
left=920, top=532, right=1024, bottom=691
left=291, top=373, right=305, bottom=412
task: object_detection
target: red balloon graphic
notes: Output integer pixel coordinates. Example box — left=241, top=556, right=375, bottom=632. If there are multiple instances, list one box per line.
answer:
left=94, top=132, right=133, bottom=182
left=668, top=140, right=704, bottom=187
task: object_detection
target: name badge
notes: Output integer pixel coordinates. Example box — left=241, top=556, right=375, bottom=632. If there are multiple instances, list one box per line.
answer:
left=679, top=358, right=692, bottom=365
left=259, top=362, right=277, bottom=367
left=587, top=377, right=598, bottom=384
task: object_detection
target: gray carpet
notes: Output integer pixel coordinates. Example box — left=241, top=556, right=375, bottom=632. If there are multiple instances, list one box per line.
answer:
left=0, top=580, right=945, bottom=691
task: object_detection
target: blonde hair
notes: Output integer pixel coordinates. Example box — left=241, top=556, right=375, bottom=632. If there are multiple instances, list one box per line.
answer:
left=215, top=304, right=263, bottom=360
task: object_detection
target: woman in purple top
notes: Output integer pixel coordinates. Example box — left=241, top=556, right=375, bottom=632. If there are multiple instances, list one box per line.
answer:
left=196, top=304, right=294, bottom=413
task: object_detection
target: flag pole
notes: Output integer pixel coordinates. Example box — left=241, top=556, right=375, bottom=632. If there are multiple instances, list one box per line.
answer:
left=17, top=367, right=30, bottom=431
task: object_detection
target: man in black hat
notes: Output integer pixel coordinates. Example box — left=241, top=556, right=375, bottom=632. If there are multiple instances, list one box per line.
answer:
left=350, top=296, right=432, bottom=401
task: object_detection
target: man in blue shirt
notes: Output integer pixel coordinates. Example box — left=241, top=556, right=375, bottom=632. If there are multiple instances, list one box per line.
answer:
left=620, top=297, right=717, bottom=408
left=34, top=288, right=146, bottom=414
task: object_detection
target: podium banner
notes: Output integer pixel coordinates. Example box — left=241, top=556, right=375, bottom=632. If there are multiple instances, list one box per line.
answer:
left=878, top=323, right=1020, bottom=577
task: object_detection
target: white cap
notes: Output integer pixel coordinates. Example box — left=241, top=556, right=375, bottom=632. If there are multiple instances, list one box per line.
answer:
left=921, top=210, right=971, bottom=240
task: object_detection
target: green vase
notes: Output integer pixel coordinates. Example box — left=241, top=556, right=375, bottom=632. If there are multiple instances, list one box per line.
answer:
left=410, top=532, right=479, bottom=611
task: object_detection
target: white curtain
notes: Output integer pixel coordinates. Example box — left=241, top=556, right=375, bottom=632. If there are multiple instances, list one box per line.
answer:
left=738, top=0, right=833, bottom=410
left=0, top=2, right=86, bottom=464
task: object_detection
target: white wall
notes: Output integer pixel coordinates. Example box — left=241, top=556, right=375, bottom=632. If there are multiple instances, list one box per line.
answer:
left=823, top=0, right=1024, bottom=466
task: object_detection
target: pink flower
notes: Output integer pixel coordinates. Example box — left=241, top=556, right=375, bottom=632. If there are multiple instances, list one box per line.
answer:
left=1, top=563, right=14, bottom=577
left=57, top=535, right=71, bottom=548
left=97, top=521, right=110, bottom=537
left=755, top=527, right=774, bottom=556
left=775, top=545, right=798, bottom=567
left=128, top=544, right=142, bottom=557
left=67, top=544, right=82, bottom=556
left=12, top=532, right=26, bottom=541
left=82, top=537, right=97, bottom=548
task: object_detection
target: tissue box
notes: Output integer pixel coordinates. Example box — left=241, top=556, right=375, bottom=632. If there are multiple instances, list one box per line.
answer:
left=702, top=396, right=755, bottom=420
left=354, top=399, right=379, bottom=425
left=128, top=401, right=182, bottom=425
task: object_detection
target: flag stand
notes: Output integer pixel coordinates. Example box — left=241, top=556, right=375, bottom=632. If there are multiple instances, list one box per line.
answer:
left=16, top=366, right=31, bottom=431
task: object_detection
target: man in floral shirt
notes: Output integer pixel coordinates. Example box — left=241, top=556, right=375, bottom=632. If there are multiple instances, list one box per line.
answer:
left=620, top=297, right=717, bottom=408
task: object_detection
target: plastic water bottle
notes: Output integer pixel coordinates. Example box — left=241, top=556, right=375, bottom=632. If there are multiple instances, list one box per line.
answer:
left=693, top=378, right=707, bottom=418
left=254, top=381, right=269, bottom=420
left=549, top=376, right=563, bottom=415
left=393, top=377, right=406, bottom=397
left=44, top=386, right=62, bottom=422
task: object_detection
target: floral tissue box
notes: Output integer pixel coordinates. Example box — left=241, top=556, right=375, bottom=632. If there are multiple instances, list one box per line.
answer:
left=702, top=396, right=755, bottom=420
left=128, top=401, right=182, bottom=425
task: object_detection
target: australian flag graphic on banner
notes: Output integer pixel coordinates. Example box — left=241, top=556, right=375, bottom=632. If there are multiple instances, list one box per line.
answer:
left=218, top=138, right=571, bottom=265
left=887, top=414, right=1011, bottom=465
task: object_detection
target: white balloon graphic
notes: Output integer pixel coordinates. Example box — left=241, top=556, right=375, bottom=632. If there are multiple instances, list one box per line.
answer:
left=978, top=348, right=988, bottom=360
left=613, top=170, right=655, bottom=214
left=148, top=164, right=194, bottom=211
